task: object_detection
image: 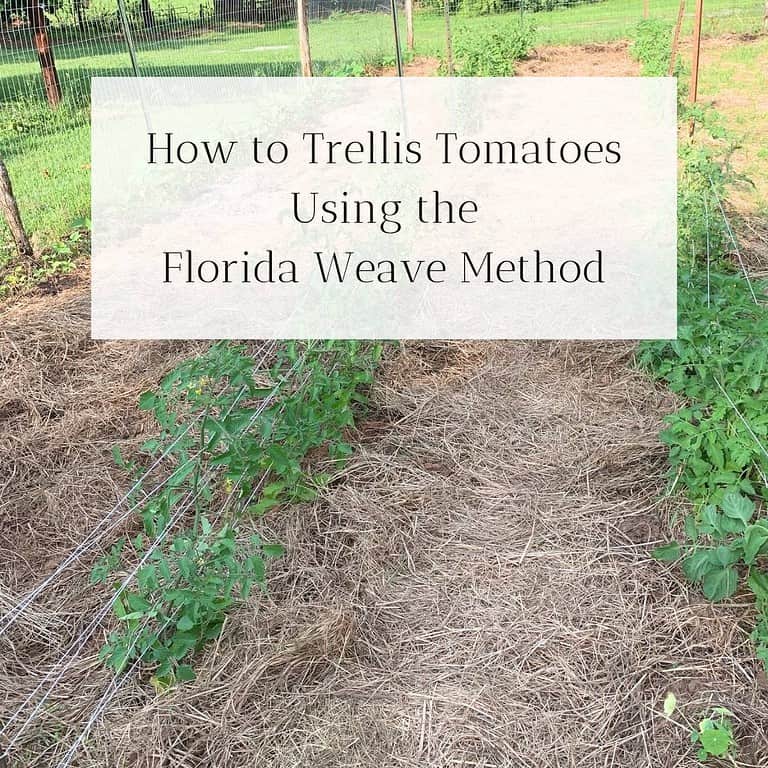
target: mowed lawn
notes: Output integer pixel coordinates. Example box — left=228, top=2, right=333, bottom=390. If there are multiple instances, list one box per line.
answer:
left=0, top=0, right=765, bottom=248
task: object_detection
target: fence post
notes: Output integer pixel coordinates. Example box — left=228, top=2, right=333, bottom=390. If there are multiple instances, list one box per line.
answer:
left=669, top=0, right=685, bottom=75
left=296, top=0, right=312, bottom=76
left=389, top=0, right=404, bottom=76
left=27, top=0, right=61, bottom=107
left=405, top=0, right=414, bottom=51
left=0, top=157, right=33, bottom=262
left=643, top=0, right=649, bottom=18
left=117, top=0, right=141, bottom=77
left=689, top=0, right=704, bottom=136
left=443, top=0, right=453, bottom=75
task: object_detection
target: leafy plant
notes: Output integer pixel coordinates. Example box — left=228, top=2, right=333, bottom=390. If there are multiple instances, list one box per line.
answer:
left=691, top=708, right=736, bottom=762
left=633, top=20, right=768, bottom=682
left=653, top=491, right=768, bottom=601
left=93, top=340, right=380, bottom=684
left=630, top=18, right=675, bottom=77
left=451, top=17, right=535, bottom=76
left=1, top=216, right=89, bottom=298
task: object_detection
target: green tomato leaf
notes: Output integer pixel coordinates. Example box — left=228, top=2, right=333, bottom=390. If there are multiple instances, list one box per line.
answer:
left=702, top=567, right=738, bottom=602
left=743, top=525, right=768, bottom=565
left=721, top=491, right=755, bottom=525
left=138, top=391, right=157, bottom=410
left=175, top=664, right=196, bottom=682
left=262, top=543, right=286, bottom=558
left=652, top=542, right=681, bottom=562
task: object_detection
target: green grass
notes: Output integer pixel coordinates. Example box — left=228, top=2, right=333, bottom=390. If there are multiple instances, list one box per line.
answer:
left=695, top=36, right=768, bottom=211
left=0, top=0, right=765, bottom=253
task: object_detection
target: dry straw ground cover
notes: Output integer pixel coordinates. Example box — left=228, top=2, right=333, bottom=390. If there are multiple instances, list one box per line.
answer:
left=4, top=295, right=768, bottom=764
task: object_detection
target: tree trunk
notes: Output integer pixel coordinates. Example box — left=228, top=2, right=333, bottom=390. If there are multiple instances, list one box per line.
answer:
left=140, top=0, right=155, bottom=29
left=0, top=158, right=33, bottom=263
left=74, top=0, right=84, bottom=29
left=27, top=0, right=61, bottom=107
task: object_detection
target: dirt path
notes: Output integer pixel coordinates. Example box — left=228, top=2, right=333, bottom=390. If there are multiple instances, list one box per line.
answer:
left=43, top=340, right=763, bottom=767
left=517, top=41, right=640, bottom=76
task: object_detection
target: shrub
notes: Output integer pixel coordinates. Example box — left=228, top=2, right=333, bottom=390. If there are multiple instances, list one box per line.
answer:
left=452, top=17, right=535, bottom=76
left=448, top=0, right=605, bottom=15
left=629, top=18, right=675, bottom=76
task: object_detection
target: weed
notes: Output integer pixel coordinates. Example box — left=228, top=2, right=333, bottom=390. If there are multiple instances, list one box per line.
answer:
left=691, top=708, right=737, bottom=762
left=663, top=694, right=738, bottom=764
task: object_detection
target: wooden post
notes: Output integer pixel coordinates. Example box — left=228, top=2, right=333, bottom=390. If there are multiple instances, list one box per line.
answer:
left=643, top=0, right=649, bottom=18
left=27, top=0, right=61, bottom=107
left=0, top=157, right=33, bottom=262
left=405, top=0, right=414, bottom=51
left=689, top=0, right=704, bottom=135
left=443, top=0, right=453, bottom=75
left=669, top=0, right=685, bottom=75
left=297, top=0, right=312, bottom=77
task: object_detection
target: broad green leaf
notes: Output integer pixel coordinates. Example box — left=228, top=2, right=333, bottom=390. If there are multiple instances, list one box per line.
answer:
left=744, top=525, right=768, bottom=565
left=175, top=664, right=196, bottom=682
left=748, top=570, right=768, bottom=600
left=721, top=491, right=755, bottom=525
left=663, top=691, right=677, bottom=716
left=682, top=550, right=715, bottom=582
left=177, top=615, right=195, bottom=632
left=138, top=391, right=157, bottom=410
left=702, top=567, right=738, bottom=602
left=714, top=545, right=740, bottom=567
left=699, top=728, right=730, bottom=757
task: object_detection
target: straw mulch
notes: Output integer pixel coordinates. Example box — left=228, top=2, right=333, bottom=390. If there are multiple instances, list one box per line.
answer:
left=2, top=282, right=768, bottom=766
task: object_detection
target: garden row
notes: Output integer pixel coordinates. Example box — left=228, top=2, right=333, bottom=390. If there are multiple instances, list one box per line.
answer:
left=630, top=20, right=768, bottom=762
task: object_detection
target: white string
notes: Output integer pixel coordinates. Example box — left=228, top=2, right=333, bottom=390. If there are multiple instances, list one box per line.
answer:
left=704, top=192, right=711, bottom=309
left=0, top=342, right=305, bottom=757
left=0, top=340, right=278, bottom=638
left=53, top=349, right=338, bottom=767
left=708, top=174, right=759, bottom=305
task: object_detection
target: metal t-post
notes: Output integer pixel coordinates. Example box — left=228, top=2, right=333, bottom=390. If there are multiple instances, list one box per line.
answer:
left=390, top=0, right=404, bottom=77
left=117, top=0, right=141, bottom=78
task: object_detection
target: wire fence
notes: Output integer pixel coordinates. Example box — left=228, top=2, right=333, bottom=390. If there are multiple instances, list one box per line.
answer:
left=0, top=0, right=766, bottom=248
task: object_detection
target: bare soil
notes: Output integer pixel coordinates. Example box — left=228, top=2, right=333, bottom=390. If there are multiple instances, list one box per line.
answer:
left=517, top=41, right=640, bottom=76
